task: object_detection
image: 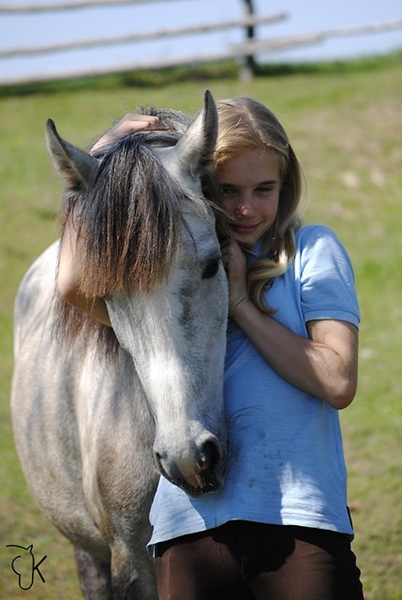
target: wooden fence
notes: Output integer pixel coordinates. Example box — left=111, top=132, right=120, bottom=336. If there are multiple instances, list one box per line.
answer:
left=1, top=0, right=401, bottom=86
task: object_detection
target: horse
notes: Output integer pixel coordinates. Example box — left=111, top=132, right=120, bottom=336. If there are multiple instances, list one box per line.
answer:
left=10, top=90, right=229, bottom=600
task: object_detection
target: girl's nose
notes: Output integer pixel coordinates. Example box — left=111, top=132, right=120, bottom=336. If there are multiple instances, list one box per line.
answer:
left=235, top=197, right=254, bottom=217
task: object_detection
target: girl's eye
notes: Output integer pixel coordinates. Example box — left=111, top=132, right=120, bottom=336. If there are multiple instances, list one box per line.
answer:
left=220, top=186, right=237, bottom=197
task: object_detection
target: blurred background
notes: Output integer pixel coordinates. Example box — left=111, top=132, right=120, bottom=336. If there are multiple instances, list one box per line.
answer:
left=1, top=0, right=401, bottom=85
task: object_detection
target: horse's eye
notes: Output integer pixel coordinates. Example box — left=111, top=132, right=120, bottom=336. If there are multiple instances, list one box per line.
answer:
left=202, top=257, right=221, bottom=280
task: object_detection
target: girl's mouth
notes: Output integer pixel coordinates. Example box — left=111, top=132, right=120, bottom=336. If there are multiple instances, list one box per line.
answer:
left=231, top=223, right=260, bottom=235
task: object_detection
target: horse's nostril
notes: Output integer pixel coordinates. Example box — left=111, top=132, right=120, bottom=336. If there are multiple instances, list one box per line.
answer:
left=200, top=439, right=221, bottom=472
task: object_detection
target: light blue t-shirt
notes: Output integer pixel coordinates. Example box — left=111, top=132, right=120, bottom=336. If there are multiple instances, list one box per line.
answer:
left=148, top=225, right=360, bottom=546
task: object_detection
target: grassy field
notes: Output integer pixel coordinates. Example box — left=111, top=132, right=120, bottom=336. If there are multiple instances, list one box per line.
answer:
left=1, top=53, right=401, bottom=599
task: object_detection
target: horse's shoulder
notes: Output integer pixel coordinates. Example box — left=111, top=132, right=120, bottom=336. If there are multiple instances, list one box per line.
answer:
left=14, top=241, right=59, bottom=355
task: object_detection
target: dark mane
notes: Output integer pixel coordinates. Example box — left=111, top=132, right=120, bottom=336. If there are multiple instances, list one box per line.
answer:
left=74, top=134, right=183, bottom=297
left=54, top=108, right=225, bottom=354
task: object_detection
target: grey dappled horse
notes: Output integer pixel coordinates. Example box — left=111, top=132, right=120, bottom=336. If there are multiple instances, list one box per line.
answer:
left=11, top=91, right=228, bottom=599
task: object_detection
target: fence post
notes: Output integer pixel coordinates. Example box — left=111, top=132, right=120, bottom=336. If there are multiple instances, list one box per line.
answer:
left=240, top=0, right=257, bottom=81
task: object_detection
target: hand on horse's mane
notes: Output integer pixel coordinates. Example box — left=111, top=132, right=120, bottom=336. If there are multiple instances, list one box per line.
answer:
left=91, top=114, right=163, bottom=152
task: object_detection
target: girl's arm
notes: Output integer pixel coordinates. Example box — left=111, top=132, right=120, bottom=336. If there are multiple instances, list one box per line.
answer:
left=222, top=238, right=358, bottom=410
left=58, top=224, right=112, bottom=327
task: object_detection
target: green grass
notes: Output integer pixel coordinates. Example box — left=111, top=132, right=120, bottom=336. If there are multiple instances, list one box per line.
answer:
left=1, top=52, right=402, bottom=599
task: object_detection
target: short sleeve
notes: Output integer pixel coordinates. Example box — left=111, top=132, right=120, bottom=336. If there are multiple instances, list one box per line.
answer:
left=297, top=225, right=360, bottom=327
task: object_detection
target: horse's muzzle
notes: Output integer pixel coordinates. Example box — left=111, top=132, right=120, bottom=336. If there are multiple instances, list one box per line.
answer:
left=155, top=435, right=227, bottom=498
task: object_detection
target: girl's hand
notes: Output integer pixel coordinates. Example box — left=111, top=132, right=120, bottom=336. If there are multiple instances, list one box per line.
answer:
left=92, top=114, right=162, bottom=152
left=221, top=239, right=248, bottom=314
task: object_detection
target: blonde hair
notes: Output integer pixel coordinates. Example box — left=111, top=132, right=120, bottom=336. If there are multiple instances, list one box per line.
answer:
left=215, top=97, right=304, bottom=314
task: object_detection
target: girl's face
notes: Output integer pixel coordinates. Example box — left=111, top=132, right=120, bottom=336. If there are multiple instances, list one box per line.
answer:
left=217, top=148, right=281, bottom=247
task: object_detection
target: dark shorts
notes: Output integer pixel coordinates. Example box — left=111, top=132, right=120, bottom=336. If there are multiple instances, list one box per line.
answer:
left=155, top=520, right=364, bottom=600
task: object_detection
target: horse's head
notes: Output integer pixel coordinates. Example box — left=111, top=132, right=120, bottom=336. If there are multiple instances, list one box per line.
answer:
left=45, top=91, right=229, bottom=497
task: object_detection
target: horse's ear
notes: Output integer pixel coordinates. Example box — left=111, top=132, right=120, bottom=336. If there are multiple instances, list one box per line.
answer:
left=155, top=90, right=218, bottom=189
left=175, top=89, right=218, bottom=177
left=45, top=119, right=100, bottom=194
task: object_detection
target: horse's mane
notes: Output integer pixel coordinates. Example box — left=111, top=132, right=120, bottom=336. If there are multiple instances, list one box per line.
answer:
left=54, top=107, right=225, bottom=356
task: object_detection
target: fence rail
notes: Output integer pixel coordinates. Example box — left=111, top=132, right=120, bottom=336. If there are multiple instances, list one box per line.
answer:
left=1, top=0, right=401, bottom=87
left=0, top=0, right=176, bottom=12
left=232, top=19, right=402, bottom=54
left=0, top=12, right=287, bottom=59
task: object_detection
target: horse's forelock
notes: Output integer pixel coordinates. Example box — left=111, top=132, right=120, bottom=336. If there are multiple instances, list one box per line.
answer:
left=66, top=134, right=184, bottom=299
left=56, top=117, right=216, bottom=353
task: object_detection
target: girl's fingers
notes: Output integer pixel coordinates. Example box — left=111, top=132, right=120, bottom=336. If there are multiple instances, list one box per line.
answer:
left=92, top=114, right=164, bottom=151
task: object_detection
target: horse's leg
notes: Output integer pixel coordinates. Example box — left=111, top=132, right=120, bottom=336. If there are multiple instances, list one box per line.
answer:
left=74, top=546, right=112, bottom=600
left=109, top=540, right=157, bottom=600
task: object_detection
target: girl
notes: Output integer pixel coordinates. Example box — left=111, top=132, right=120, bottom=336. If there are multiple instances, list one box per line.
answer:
left=58, top=97, right=364, bottom=600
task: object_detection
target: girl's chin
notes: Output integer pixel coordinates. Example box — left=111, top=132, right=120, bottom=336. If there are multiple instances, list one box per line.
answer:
left=229, top=223, right=264, bottom=244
